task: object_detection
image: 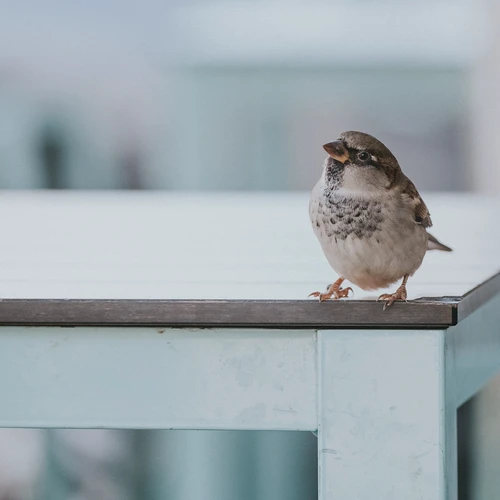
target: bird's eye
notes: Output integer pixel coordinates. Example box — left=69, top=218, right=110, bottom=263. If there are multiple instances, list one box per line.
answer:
left=357, top=151, right=370, bottom=162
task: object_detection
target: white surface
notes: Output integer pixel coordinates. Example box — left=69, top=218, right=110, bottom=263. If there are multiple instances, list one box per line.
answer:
left=0, top=429, right=42, bottom=499
left=0, top=191, right=498, bottom=301
left=170, top=2, right=486, bottom=66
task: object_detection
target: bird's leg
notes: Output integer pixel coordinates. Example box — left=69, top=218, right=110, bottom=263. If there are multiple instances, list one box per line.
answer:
left=308, top=277, right=353, bottom=302
left=378, top=274, right=409, bottom=309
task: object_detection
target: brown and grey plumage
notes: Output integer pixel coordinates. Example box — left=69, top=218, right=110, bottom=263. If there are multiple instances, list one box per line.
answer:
left=309, top=131, right=451, bottom=308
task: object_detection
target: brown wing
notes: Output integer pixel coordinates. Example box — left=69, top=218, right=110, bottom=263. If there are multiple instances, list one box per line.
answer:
left=400, top=176, right=432, bottom=228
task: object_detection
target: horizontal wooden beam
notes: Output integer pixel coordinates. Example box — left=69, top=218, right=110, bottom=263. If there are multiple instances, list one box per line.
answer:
left=0, top=298, right=456, bottom=328
left=0, top=327, right=317, bottom=430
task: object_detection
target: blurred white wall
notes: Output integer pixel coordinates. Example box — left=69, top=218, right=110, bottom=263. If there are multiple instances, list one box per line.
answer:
left=0, top=88, right=122, bottom=188
left=0, top=0, right=493, bottom=192
left=151, top=1, right=487, bottom=191
left=471, top=0, right=500, bottom=193
left=0, top=430, right=42, bottom=499
left=152, top=67, right=468, bottom=191
left=468, top=2, right=500, bottom=497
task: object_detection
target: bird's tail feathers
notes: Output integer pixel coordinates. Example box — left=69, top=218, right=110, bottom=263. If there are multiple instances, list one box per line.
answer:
left=427, top=232, right=452, bottom=252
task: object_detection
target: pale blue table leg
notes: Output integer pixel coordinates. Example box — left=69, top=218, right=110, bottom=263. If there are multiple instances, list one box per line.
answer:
left=317, top=329, right=457, bottom=500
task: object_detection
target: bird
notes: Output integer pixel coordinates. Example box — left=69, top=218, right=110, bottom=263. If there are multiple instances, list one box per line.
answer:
left=308, top=131, right=452, bottom=308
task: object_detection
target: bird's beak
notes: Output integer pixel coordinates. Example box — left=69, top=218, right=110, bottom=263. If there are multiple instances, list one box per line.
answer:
left=323, top=141, right=350, bottom=164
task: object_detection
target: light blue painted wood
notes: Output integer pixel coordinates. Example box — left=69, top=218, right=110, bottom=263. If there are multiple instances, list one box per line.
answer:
left=317, top=329, right=455, bottom=500
left=3, top=317, right=500, bottom=499
left=0, top=327, right=317, bottom=430
left=446, top=295, right=500, bottom=407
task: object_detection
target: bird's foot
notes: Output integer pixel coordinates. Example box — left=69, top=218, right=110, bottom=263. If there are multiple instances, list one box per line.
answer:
left=308, top=286, right=353, bottom=302
left=378, top=285, right=407, bottom=310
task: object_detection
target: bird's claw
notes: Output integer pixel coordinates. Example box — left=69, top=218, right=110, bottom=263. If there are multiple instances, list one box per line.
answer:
left=378, top=288, right=407, bottom=310
left=308, top=287, right=353, bottom=302
left=334, top=287, right=353, bottom=299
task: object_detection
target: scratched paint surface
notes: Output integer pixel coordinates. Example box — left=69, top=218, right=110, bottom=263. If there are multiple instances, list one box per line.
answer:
left=318, top=330, right=448, bottom=500
left=0, top=327, right=317, bottom=430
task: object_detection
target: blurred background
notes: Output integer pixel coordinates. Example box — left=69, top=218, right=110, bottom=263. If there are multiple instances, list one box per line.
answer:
left=0, top=0, right=499, bottom=498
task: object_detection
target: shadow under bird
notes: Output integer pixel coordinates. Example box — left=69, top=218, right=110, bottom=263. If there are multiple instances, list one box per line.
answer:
left=309, top=131, right=452, bottom=308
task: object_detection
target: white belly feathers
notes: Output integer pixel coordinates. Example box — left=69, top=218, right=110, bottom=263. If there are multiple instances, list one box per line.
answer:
left=309, top=178, right=428, bottom=290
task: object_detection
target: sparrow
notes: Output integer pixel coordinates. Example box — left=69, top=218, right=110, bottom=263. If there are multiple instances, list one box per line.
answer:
left=308, top=131, right=452, bottom=308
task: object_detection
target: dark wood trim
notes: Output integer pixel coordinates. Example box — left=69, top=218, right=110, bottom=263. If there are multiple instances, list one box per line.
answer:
left=458, top=271, right=500, bottom=322
left=0, top=298, right=456, bottom=328
left=0, top=271, right=497, bottom=328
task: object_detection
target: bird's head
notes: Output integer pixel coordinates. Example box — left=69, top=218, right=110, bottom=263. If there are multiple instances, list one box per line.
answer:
left=322, top=131, right=402, bottom=193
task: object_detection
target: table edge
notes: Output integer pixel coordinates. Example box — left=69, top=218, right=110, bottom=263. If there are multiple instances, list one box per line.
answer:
left=457, top=271, right=500, bottom=322
left=0, top=272, right=496, bottom=328
left=0, top=298, right=455, bottom=328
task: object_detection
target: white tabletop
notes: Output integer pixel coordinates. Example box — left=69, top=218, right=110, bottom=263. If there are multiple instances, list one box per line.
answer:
left=0, top=191, right=497, bottom=301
